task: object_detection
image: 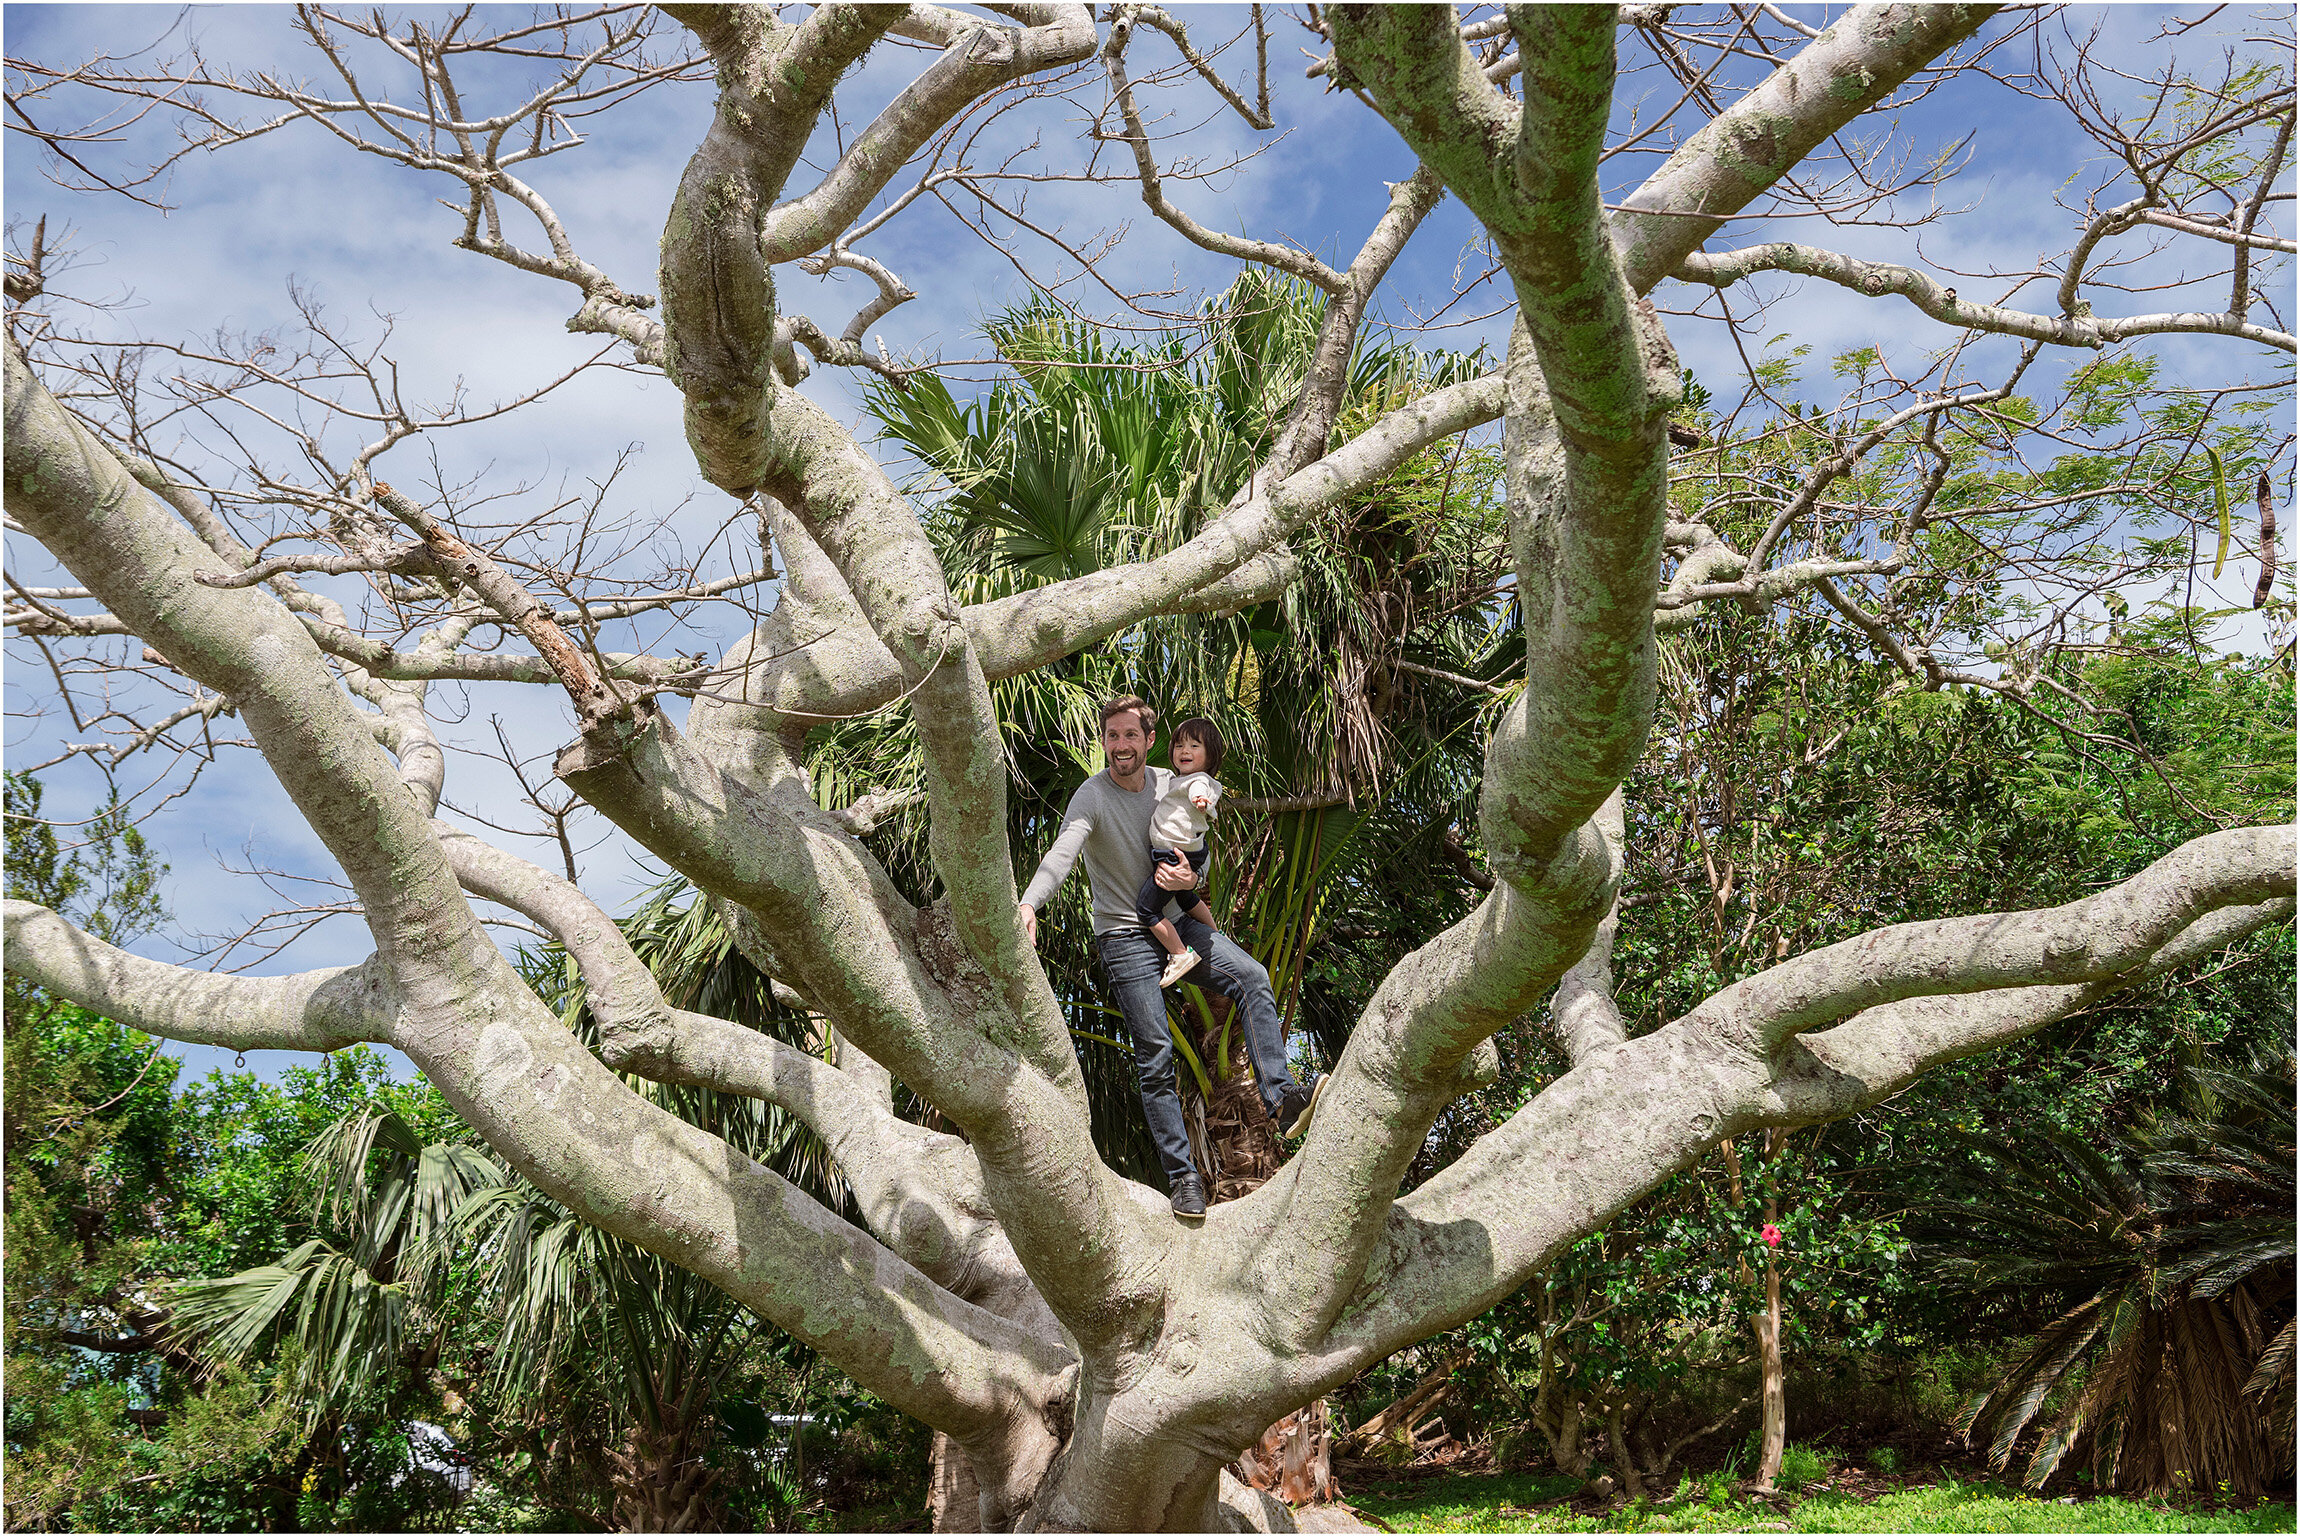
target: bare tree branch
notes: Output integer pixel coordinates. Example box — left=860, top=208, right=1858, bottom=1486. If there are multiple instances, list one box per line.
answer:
left=1677, top=240, right=2297, bottom=353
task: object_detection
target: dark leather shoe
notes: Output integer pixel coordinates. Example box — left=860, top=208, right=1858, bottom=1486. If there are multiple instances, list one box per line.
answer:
left=1169, top=1170, right=1207, bottom=1218
left=1277, top=1073, right=1326, bottom=1140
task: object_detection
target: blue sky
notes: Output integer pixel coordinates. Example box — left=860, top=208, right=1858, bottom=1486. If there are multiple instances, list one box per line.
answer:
left=4, top=4, right=2290, bottom=1083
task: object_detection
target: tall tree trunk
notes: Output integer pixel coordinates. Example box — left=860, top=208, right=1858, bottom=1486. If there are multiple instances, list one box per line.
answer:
left=1753, top=1256, right=1785, bottom=1489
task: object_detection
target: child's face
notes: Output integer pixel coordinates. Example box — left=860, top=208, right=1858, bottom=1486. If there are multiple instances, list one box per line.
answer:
left=1171, top=733, right=1205, bottom=773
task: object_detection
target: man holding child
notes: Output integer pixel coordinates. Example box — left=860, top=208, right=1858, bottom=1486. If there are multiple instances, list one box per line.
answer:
left=1018, top=696, right=1324, bottom=1218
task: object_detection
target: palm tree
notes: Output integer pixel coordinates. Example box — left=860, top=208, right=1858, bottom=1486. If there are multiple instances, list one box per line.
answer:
left=854, top=275, right=1514, bottom=1188
left=1910, top=1052, right=2295, bottom=1498
left=166, top=1104, right=504, bottom=1520
left=445, top=1172, right=764, bottom=1529
left=164, top=923, right=845, bottom=1532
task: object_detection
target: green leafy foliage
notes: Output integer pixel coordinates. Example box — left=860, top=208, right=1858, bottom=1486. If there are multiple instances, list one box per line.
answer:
left=1777, top=1442, right=1830, bottom=1492
left=4, top=770, right=169, bottom=947
left=1363, top=373, right=2292, bottom=1489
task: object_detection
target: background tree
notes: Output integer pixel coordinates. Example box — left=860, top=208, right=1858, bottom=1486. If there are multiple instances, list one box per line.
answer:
left=4, top=6, right=2292, bottom=1531
left=3, top=772, right=462, bottom=1531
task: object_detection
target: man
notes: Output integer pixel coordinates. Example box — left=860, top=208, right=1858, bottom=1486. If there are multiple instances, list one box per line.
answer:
left=1019, top=696, right=1324, bottom=1218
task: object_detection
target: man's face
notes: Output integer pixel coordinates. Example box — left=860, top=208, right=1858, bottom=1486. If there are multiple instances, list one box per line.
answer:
left=1101, top=711, right=1148, bottom=779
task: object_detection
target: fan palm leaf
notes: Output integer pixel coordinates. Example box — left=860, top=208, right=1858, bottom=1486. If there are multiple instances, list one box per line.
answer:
left=167, top=1105, right=505, bottom=1421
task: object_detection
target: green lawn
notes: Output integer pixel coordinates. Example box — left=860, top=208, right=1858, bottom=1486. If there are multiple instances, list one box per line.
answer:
left=1347, top=1471, right=2295, bottom=1535
left=1792, top=1484, right=2294, bottom=1534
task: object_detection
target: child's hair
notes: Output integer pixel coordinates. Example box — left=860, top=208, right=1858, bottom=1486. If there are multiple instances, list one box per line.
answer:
left=1170, top=716, right=1224, bottom=776
left=1099, top=694, right=1156, bottom=734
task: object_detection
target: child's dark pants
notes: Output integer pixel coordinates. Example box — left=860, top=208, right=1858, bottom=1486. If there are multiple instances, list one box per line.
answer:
left=1135, top=845, right=1209, bottom=932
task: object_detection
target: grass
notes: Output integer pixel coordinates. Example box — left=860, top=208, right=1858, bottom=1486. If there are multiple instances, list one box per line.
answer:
left=801, top=1496, right=925, bottom=1532
left=1349, top=1471, right=1583, bottom=1534
left=1792, top=1483, right=2295, bottom=1534
left=1347, top=1470, right=2296, bottom=1535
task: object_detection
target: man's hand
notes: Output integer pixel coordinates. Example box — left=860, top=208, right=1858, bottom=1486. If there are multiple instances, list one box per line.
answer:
left=1018, top=902, right=1038, bottom=947
left=1154, top=858, right=1201, bottom=892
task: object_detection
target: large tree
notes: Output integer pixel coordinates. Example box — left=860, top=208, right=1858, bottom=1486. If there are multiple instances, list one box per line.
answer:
left=4, top=5, right=2292, bottom=1530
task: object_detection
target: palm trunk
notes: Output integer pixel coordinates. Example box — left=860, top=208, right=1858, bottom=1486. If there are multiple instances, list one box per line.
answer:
left=607, top=1416, right=723, bottom=1532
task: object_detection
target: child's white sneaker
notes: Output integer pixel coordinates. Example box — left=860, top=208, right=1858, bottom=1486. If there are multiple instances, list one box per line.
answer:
left=1159, top=947, right=1201, bottom=988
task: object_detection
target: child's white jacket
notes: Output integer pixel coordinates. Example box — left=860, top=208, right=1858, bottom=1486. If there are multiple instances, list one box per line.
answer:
left=1149, top=772, right=1223, bottom=850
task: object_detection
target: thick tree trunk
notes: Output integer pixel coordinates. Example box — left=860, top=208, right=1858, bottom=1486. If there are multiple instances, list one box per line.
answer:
left=1206, top=1014, right=1339, bottom=1512
left=928, top=1432, right=981, bottom=1533
left=927, top=1406, right=1338, bottom=1533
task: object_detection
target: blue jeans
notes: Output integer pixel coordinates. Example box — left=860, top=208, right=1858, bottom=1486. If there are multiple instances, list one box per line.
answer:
left=1095, top=916, right=1301, bottom=1188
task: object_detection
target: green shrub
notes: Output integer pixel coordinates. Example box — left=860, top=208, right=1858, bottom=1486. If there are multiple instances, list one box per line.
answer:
left=1777, top=1443, right=1829, bottom=1492
left=1872, top=1447, right=1904, bottom=1476
left=1491, top=1425, right=1540, bottom=1470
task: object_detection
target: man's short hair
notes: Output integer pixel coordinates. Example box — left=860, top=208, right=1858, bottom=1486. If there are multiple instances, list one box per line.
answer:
left=1099, top=695, right=1156, bottom=735
left=1171, top=716, right=1225, bottom=776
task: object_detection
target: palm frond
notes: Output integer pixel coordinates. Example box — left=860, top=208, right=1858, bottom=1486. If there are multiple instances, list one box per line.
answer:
left=1910, top=1049, right=2295, bottom=1496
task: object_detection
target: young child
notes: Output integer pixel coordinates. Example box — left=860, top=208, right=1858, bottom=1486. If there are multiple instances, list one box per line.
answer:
left=1136, top=717, right=1225, bottom=988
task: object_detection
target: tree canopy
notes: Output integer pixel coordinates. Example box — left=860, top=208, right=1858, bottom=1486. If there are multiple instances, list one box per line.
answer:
left=3, top=5, right=2291, bottom=1531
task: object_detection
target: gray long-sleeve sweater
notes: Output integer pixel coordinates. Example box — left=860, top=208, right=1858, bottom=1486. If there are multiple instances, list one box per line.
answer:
left=1019, top=768, right=1191, bottom=935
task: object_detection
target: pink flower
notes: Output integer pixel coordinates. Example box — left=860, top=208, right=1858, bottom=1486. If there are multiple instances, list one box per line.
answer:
left=1761, top=1223, right=1783, bottom=1249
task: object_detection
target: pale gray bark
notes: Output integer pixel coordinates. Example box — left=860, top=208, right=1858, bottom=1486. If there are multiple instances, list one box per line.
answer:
left=1677, top=242, right=2297, bottom=353
left=6, top=6, right=2292, bottom=1532
left=4, top=899, right=395, bottom=1051
left=1551, top=791, right=1629, bottom=1066
left=1609, top=5, right=2003, bottom=292
left=1683, top=825, right=2294, bottom=1055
